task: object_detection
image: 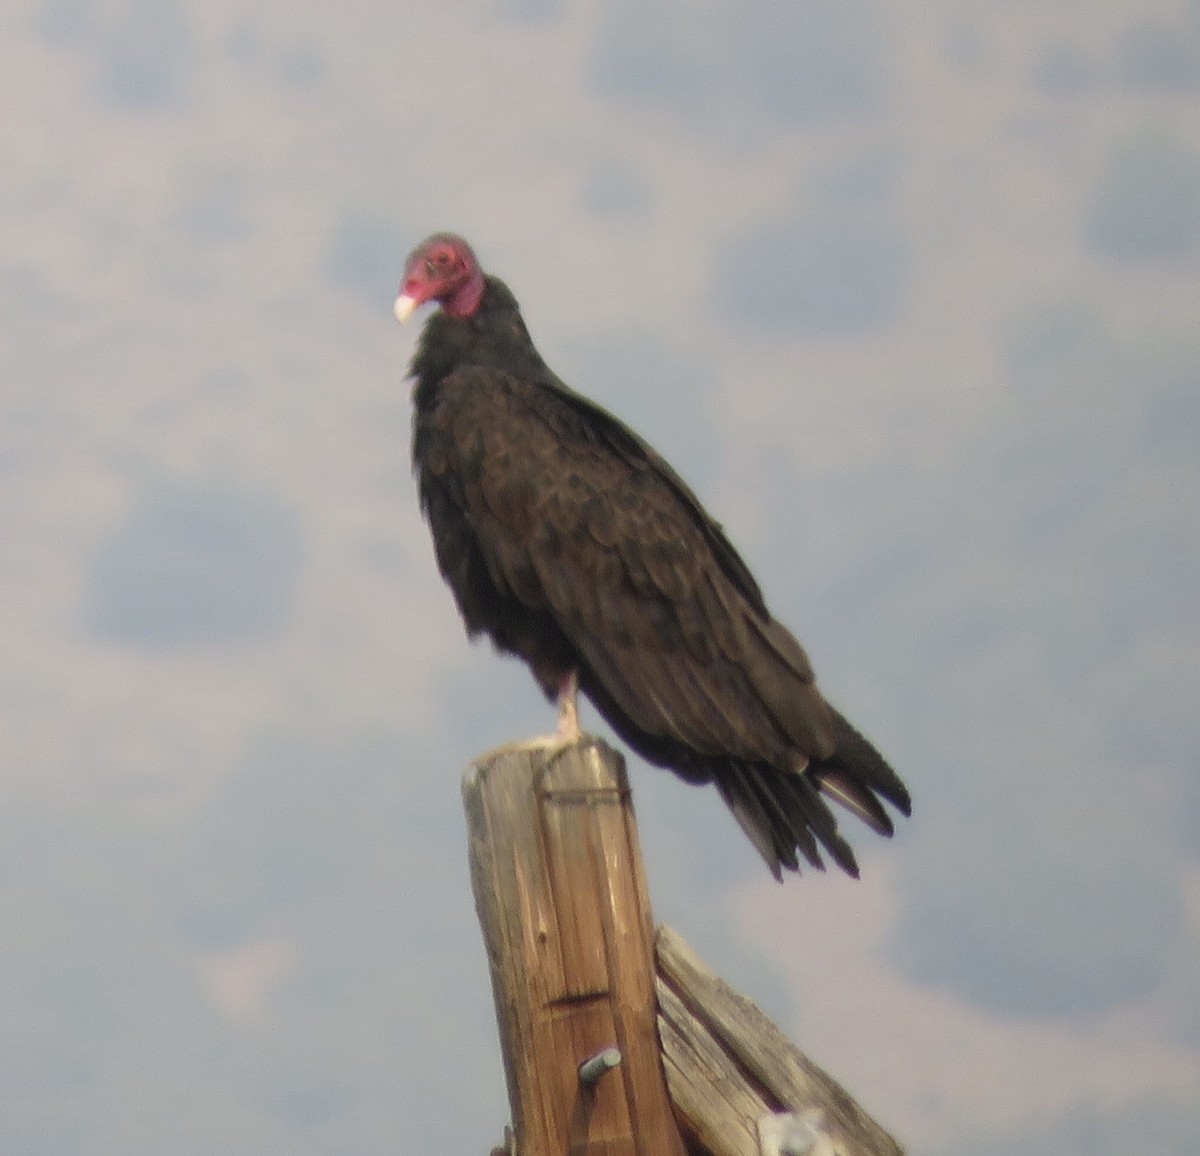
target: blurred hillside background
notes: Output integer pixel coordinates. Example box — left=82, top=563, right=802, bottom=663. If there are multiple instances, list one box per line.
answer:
left=2, top=1, right=1199, bottom=1152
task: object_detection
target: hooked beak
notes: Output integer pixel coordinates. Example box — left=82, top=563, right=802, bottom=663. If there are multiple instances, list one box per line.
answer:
left=393, top=293, right=418, bottom=324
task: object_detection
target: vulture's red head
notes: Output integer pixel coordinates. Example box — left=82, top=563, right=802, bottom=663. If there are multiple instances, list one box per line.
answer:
left=394, top=233, right=485, bottom=323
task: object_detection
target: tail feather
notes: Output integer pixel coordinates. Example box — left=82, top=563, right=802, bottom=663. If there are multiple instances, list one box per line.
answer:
left=780, top=772, right=860, bottom=877
left=811, top=768, right=894, bottom=836
left=825, top=707, right=912, bottom=816
left=716, top=771, right=796, bottom=881
left=742, top=761, right=822, bottom=872
left=714, top=707, right=910, bottom=879
left=584, top=668, right=910, bottom=880
left=717, top=759, right=862, bottom=880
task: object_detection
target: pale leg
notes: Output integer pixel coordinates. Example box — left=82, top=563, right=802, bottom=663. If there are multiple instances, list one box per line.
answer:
left=479, top=670, right=586, bottom=759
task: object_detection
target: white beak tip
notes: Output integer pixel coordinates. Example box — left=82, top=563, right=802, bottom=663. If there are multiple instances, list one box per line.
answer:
left=393, top=294, right=418, bottom=324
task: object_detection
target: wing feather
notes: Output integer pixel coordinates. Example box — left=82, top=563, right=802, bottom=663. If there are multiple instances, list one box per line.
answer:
left=421, top=365, right=906, bottom=876
left=441, top=369, right=829, bottom=767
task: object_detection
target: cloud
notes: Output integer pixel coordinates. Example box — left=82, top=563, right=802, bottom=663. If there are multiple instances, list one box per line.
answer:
left=931, top=1092, right=1200, bottom=1156
left=493, top=0, right=563, bottom=23
left=815, top=302, right=1200, bottom=1015
left=36, top=0, right=196, bottom=111
left=0, top=266, right=62, bottom=329
left=580, top=159, right=652, bottom=218
left=33, top=0, right=99, bottom=45
left=222, top=21, right=325, bottom=89
left=728, top=293, right=1200, bottom=1017
left=589, top=0, right=890, bottom=132
left=0, top=723, right=506, bottom=1155
left=1031, top=42, right=1097, bottom=97
left=1084, top=134, right=1200, bottom=264
left=1115, top=18, right=1200, bottom=92
left=174, top=171, right=255, bottom=246
left=5, top=2, right=1200, bottom=1153
left=712, top=153, right=910, bottom=335
left=323, top=211, right=416, bottom=306
left=554, top=329, right=721, bottom=491
left=737, top=865, right=1200, bottom=1153
left=274, top=40, right=324, bottom=89
left=83, top=474, right=304, bottom=647
left=892, top=756, right=1188, bottom=1014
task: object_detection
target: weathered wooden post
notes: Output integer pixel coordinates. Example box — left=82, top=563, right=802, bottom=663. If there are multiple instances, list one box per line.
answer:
left=655, top=926, right=904, bottom=1156
left=464, top=737, right=905, bottom=1156
left=463, top=739, right=687, bottom=1156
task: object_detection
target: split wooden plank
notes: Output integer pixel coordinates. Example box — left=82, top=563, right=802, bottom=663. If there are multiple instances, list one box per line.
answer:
left=656, top=977, right=768, bottom=1156
left=656, top=925, right=904, bottom=1156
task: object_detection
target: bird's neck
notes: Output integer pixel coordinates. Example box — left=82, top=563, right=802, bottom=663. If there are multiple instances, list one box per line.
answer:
left=409, top=276, right=549, bottom=405
left=441, top=266, right=485, bottom=317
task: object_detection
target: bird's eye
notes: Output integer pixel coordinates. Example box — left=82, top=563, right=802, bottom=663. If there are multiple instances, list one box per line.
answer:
left=424, top=251, right=455, bottom=278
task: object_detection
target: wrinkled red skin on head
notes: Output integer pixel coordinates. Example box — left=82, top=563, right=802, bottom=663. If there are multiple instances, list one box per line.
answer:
left=400, top=233, right=485, bottom=317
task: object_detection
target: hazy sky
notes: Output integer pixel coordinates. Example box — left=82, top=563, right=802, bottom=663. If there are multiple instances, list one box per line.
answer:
left=3, top=1, right=1199, bottom=1153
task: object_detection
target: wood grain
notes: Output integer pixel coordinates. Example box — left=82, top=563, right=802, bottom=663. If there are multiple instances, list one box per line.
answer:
left=656, top=925, right=904, bottom=1156
left=464, top=740, right=687, bottom=1156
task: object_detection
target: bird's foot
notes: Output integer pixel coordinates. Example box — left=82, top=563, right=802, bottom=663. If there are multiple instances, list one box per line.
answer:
left=478, top=730, right=586, bottom=761
left=478, top=671, right=586, bottom=762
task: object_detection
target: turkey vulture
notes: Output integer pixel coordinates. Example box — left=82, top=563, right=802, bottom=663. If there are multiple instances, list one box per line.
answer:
left=395, top=233, right=910, bottom=879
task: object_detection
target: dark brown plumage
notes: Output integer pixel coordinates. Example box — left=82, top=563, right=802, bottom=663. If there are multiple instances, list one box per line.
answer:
left=396, top=233, right=910, bottom=879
